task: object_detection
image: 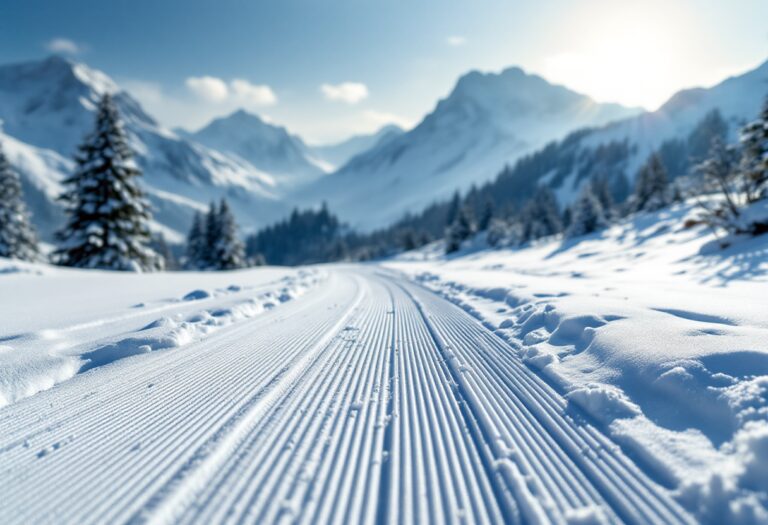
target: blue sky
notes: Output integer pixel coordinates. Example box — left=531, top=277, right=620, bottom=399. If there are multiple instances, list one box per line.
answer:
left=2, top=0, right=768, bottom=143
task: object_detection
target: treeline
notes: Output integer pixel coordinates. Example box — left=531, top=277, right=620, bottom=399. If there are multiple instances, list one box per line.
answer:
left=245, top=204, right=346, bottom=265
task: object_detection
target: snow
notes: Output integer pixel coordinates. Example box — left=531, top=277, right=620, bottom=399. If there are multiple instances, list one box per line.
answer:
left=188, top=109, right=328, bottom=190
left=1, top=54, right=767, bottom=523
left=0, top=256, right=701, bottom=523
left=554, top=59, right=768, bottom=205
left=0, top=262, right=323, bottom=406
left=0, top=56, right=291, bottom=240
left=300, top=66, right=641, bottom=230
left=3, top=55, right=768, bottom=239
left=309, top=124, right=404, bottom=170
left=387, top=201, right=768, bottom=522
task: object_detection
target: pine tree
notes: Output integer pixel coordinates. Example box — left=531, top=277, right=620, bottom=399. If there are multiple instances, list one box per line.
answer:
left=248, top=253, right=266, bottom=267
left=204, top=201, right=220, bottom=268
left=0, top=142, right=40, bottom=261
left=739, top=96, right=768, bottom=203
left=521, top=187, right=562, bottom=241
left=631, top=154, right=669, bottom=213
left=151, top=234, right=177, bottom=271
left=478, top=198, right=494, bottom=231
left=591, top=175, right=615, bottom=219
left=445, top=191, right=461, bottom=227
left=184, top=211, right=207, bottom=270
left=445, top=206, right=476, bottom=254
left=566, top=186, right=607, bottom=238
left=695, top=113, right=768, bottom=237
left=611, top=171, right=631, bottom=206
left=688, top=109, right=728, bottom=164
left=561, top=207, right=572, bottom=230
left=211, top=199, right=245, bottom=270
left=401, top=229, right=418, bottom=251
left=54, top=94, right=161, bottom=271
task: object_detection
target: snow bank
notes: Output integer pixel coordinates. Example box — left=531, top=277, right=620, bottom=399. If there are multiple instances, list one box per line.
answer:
left=0, top=260, right=324, bottom=406
left=387, top=202, right=768, bottom=522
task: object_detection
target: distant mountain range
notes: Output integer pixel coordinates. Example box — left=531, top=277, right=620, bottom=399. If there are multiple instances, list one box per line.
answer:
left=0, top=54, right=766, bottom=240
left=309, top=124, right=404, bottom=170
left=297, top=66, right=643, bottom=229
left=536, top=59, right=768, bottom=205
left=0, top=56, right=286, bottom=241
left=184, top=110, right=328, bottom=190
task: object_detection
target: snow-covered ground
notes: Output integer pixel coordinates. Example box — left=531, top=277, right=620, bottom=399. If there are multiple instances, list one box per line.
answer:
left=387, top=202, right=768, bottom=523
left=0, top=203, right=766, bottom=524
left=0, top=263, right=322, bottom=406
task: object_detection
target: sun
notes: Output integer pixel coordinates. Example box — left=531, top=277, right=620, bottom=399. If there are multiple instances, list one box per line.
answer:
left=540, top=3, right=693, bottom=110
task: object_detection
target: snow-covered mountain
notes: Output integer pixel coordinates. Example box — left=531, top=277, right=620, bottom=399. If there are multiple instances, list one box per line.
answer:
left=188, top=110, right=329, bottom=190
left=3, top=54, right=768, bottom=241
left=298, top=66, right=642, bottom=229
left=536, top=58, right=768, bottom=205
left=0, top=56, right=290, bottom=241
left=309, top=124, right=404, bottom=171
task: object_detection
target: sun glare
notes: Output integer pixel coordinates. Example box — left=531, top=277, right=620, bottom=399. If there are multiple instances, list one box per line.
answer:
left=541, top=4, right=690, bottom=110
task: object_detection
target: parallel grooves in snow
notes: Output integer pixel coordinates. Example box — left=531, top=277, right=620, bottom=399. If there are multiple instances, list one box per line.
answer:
left=0, top=268, right=695, bottom=524
left=394, top=273, right=694, bottom=525
left=0, top=273, right=360, bottom=524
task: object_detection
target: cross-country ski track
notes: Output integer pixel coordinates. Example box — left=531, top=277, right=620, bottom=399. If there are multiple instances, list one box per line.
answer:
left=0, top=267, right=694, bottom=524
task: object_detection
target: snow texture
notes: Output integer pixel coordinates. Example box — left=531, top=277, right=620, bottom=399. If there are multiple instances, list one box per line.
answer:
left=389, top=200, right=768, bottom=523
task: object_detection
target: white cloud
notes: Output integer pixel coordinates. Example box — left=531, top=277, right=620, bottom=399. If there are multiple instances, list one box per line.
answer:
left=231, top=79, right=277, bottom=107
left=320, top=82, right=369, bottom=104
left=186, top=76, right=230, bottom=103
left=186, top=76, right=277, bottom=108
left=446, top=36, right=467, bottom=47
left=46, top=38, right=82, bottom=55
left=362, top=110, right=414, bottom=131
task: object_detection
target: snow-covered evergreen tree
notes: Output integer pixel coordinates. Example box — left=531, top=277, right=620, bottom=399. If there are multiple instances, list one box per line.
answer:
left=445, top=206, right=476, bottom=254
left=184, top=211, right=208, bottom=270
left=739, top=96, right=768, bottom=203
left=521, top=187, right=562, bottom=241
left=695, top=107, right=768, bottom=237
left=611, top=172, right=632, bottom=207
left=204, top=201, right=220, bottom=266
left=486, top=218, right=524, bottom=248
left=566, top=186, right=607, bottom=238
left=151, top=234, right=177, bottom=271
left=631, top=154, right=669, bottom=213
left=211, top=199, right=246, bottom=270
left=561, top=207, right=572, bottom=231
left=0, top=142, right=40, bottom=261
left=401, top=229, right=419, bottom=251
left=54, top=94, right=162, bottom=271
left=591, top=175, right=615, bottom=219
left=478, top=198, right=494, bottom=231
left=445, top=191, right=461, bottom=227
left=248, top=253, right=266, bottom=267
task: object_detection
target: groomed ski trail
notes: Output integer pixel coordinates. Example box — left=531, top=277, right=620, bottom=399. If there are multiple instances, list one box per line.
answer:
left=0, top=267, right=694, bottom=524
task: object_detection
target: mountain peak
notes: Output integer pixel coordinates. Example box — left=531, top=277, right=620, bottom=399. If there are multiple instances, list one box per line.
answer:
left=200, top=109, right=279, bottom=135
left=228, top=108, right=263, bottom=122
left=191, top=109, right=325, bottom=187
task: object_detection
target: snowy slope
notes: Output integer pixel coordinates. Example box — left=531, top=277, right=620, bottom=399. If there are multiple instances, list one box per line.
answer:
left=541, top=59, right=768, bottom=205
left=188, top=109, right=330, bottom=190
left=388, top=202, right=768, bottom=523
left=299, top=67, right=641, bottom=230
left=309, top=124, right=404, bottom=171
left=0, top=56, right=289, bottom=241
